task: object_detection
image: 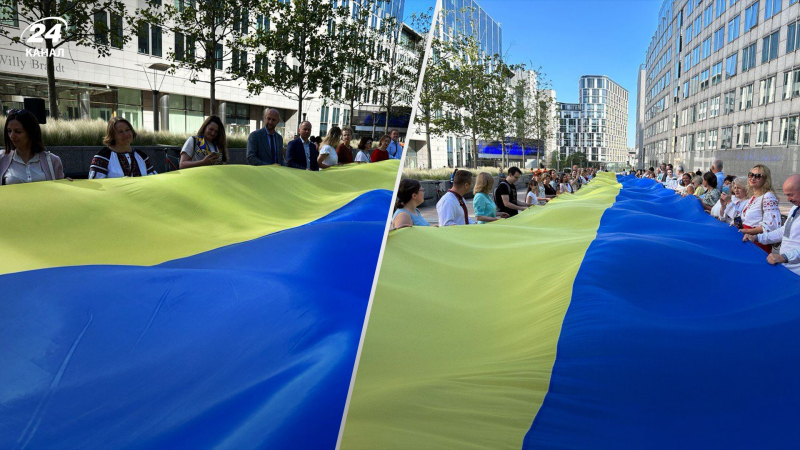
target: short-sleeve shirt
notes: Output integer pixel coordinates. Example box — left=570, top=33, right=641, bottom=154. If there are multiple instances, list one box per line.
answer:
left=473, top=192, right=497, bottom=224
left=336, top=143, right=354, bottom=164
left=494, top=180, right=518, bottom=217
left=319, top=144, right=338, bottom=167
left=181, top=136, right=220, bottom=162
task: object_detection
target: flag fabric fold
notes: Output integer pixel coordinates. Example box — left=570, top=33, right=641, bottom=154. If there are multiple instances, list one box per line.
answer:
left=0, top=161, right=398, bottom=449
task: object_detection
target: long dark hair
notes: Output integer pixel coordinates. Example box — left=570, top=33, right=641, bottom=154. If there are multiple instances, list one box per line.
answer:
left=395, top=178, right=422, bottom=212
left=357, top=136, right=372, bottom=150
left=4, top=110, right=45, bottom=155
left=197, top=115, right=228, bottom=163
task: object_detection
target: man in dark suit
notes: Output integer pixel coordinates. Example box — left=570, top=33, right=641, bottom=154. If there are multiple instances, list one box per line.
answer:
left=286, top=121, right=319, bottom=171
left=247, top=108, right=284, bottom=166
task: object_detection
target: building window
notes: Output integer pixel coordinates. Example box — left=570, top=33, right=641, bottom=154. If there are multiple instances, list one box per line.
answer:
left=151, top=25, right=162, bottom=57
left=690, top=104, right=697, bottom=123
left=760, top=76, right=776, bottom=104
left=737, top=123, right=752, bottom=146
left=681, top=108, right=688, bottom=126
left=716, top=0, right=727, bottom=17
left=319, top=105, right=329, bottom=136
left=698, top=131, right=707, bottom=150
left=702, top=37, right=711, bottom=60
left=728, top=15, right=740, bottom=42
left=710, top=96, right=721, bottom=117
left=787, top=22, right=799, bottom=53
left=744, top=2, right=759, bottom=30
left=761, top=31, right=779, bottom=63
left=137, top=24, right=149, bottom=54
left=343, top=109, right=351, bottom=126
left=784, top=69, right=800, bottom=99
left=701, top=69, right=710, bottom=90
left=722, top=126, right=733, bottom=148
left=725, top=52, right=738, bottom=78
left=756, top=120, right=773, bottom=145
left=690, top=75, right=699, bottom=95
left=214, top=43, right=223, bottom=69
left=708, top=129, right=719, bottom=149
left=175, top=32, right=185, bottom=61
left=712, top=61, right=723, bottom=84
left=740, top=84, right=754, bottom=109
left=714, top=26, right=725, bottom=52
left=741, top=42, right=757, bottom=72
left=698, top=100, right=708, bottom=120
left=764, top=0, right=781, bottom=19
left=0, top=0, right=19, bottom=27
left=93, top=12, right=108, bottom=45
left=779, top=116, right=798, bottom=144
left=724, top=90, right=736, bottom=113
left=692, top=45, right=700, bottom=66
left=704, top=5, right=713, bottom=27
left=332, top=107, right=340, bottom=127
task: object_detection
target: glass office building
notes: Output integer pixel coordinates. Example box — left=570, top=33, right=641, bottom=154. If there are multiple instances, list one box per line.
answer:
left=557, top=75, right=630, bottom=165
left=441, top=0, right=502, bottom=58
left=640, top=0, right=800, bottom=176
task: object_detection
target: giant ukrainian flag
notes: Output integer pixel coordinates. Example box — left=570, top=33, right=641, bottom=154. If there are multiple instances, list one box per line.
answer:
left=341, top=172, right=800, bottom=449
left=0, top=161, right=398, bottom=449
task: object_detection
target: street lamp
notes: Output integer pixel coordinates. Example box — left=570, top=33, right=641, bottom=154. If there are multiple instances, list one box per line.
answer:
left=139, top=63, right=170, bottom=131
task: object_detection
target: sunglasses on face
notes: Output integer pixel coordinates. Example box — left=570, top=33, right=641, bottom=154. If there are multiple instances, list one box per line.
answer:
left=747, top=172, right=764, bottom=180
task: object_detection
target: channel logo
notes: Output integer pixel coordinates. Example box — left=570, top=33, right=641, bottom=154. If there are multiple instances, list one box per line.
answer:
left=20, top=17, right=67, bottom=58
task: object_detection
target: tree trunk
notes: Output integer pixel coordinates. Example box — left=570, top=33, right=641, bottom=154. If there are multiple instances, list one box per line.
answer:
left=425, top=115, right=432, bottom=169
left=471, top=136, right=478, bottom=169
left=45, top=28, right=58, bottom=119
left=209, top=63, right=217, bottom=116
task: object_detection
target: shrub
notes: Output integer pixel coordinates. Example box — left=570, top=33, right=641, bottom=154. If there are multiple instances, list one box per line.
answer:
left=403, top=166, right=502, bottom=181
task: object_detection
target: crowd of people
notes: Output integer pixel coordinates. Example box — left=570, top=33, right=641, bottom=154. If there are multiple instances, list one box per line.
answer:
left=0, top=108, right=403, bottom=185
left=633, top=159, right=799, bottom=277
left=392, top=165, right=600, bottom=229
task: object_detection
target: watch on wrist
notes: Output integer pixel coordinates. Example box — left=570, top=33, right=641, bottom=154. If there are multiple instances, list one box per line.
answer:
left=781, top=254, right=789, bottom=264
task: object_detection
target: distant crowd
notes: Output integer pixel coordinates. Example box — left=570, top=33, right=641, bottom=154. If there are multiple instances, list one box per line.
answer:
left=633, top=160, right=799, bottom=277
left=0, top=108, right=403, bottom=185
left=392, top=165, right=600, bottom=229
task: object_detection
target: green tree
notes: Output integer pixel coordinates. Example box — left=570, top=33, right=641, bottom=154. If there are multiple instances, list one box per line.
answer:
left=407, top=8, right=440, bottom=169
left=136, top=0, right=256, bottom=116
left=372, top=16, right=419, bottom=136
left=0, top=0, right=129, bottom=118
left=434, top=32, right=510, bottom=168
left=239, top=0, right=344, bottom=125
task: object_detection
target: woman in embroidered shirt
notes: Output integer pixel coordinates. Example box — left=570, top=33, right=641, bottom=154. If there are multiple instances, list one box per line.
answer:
left=1, top=109, right=64, bottom=185
left=717, top=177, right=750, bottom=225
left=392, top=178, right=431, bottom=229
left=88, top=117, right=157, bottom=179
left=179, top=115, right=228, bottom=169
left=740, top=164, right=782, bottom=253
left=317, top=126, right=341, bottom=169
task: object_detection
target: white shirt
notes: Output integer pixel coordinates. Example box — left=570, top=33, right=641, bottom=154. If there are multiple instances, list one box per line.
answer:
left=319, top=144, right=338, bottom=167
left=436, top=191, right=473, bottom=226
left=718, top=195, right=746, bottom=224
left=3, top=152, right=46, bottom=185
left=181, top=136, right=219, bottom=162
left=665, top=176, right=679, bottom=189
left=89, top=151, right=155, bottom=179
left=355, top=150, right=370, bottom=163
left=758, top=205, right=800, bottom=276
left=742, top=192, right=781, bottom=232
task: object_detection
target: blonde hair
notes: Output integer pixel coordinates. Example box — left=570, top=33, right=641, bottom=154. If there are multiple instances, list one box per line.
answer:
left=322, top=126, right=342, bottom=148
left=103, top=116, right=137, bottom=146
left=473, top=172, right=494, bottom=195
left=747, top=164, right=775, bottom=196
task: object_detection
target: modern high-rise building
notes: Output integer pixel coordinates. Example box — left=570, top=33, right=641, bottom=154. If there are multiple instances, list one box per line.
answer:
left=0, top=0, right=409, bottom=140
left=636, top=64, right=647, bottom=168
left=640, top=0, right=800, bottom=178
left=556, top=75, right=629, bottom=167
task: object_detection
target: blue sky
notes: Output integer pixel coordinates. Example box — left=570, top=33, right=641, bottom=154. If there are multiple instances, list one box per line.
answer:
left=404, top=0, right=664, bottom=148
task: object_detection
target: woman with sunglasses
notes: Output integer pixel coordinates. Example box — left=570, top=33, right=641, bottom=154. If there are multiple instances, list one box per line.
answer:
left=740, top=164, right=781, bottom=254
left=89, top=117, right=157, bottom=179
left=355, top=137, right=372, bottom=163
left=1, top=109, right=65, bottom=185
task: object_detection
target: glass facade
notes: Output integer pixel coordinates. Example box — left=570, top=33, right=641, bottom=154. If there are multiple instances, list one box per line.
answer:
left=557, top=76, right=629, bottom=164
left=640, top=0, right=800, bottom=167
left=441, top=0, right=502, bottom=57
